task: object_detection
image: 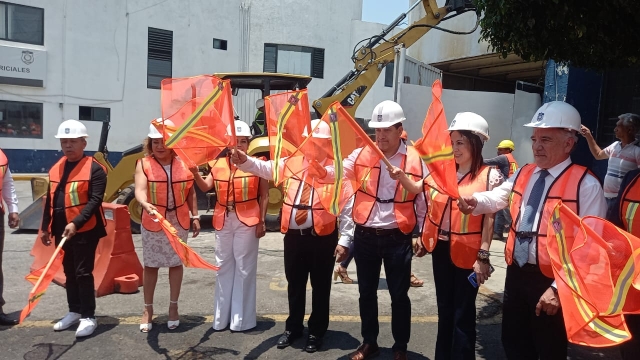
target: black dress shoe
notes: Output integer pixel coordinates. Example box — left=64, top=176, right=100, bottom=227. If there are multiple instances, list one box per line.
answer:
left=0, top=313, right=18, bottom=326
left=304, top=334, right=323, bottom=353
left=276, top=330, right=302, bottom=349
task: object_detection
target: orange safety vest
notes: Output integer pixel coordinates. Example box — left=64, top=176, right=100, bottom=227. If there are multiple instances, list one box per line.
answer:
left=620, top=171, right=640, bottom=236
left=280, top=176, right=337, bottom=236
left=47, top=156, right=106, bottom=233
left=140, top=156, right=194, bottom=232
left=422, top=166, right=491, bottom=269
left=504, top=153, right=519, bottom=177
left=0, top=149, right=7, bottom=212
left=505, top=163, right=589, bottom=278
left=210, top=156, right=262, bottom=230
left=353, top=146, right=424, bottom=234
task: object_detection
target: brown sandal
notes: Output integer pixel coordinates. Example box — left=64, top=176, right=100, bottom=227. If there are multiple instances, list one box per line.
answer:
left=410, top=273, right=424, bottom=287
left=333, top=265, right=354, bottom=284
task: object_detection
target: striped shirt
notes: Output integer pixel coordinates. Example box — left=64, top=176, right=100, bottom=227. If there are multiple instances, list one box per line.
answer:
left=603, top=140, right=640, bottom=198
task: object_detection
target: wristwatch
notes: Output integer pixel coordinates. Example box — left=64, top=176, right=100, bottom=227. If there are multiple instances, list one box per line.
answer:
left=477, top=249, right=491, bottom=262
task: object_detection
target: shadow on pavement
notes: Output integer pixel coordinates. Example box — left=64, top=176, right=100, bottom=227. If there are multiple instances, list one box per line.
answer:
left=23, top=342, right=76, bottom=360
left=144, top=315, right=207, bottom=359
left=476, top=290, right=506, bottom=360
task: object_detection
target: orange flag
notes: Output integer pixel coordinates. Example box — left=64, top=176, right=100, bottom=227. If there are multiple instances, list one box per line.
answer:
left=160, top=75, right=236, bottom=167
left=546, top=201, right=640, bottom=347
left=413, top=79, right=459, bottom=199
left=20, top=239, right=66, bottom=323
left=152, top=212, right=219, bottom=271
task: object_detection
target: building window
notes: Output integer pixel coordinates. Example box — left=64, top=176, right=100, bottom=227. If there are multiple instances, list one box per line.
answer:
left=79, top=106, right=110, bottom=122
left=263, top=44, right=324, bottom=79
left=0, top=100, right=43, bottom=138
left=213, top=38, right=227, bottom=50
left=147, top=27, right=173, bottom=89
left=0, top=2, right=44, bottom=45
left=384, top=62, right=394, bottom=87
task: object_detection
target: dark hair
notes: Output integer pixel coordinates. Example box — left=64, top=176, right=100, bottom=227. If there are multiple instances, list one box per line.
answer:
left=392, top=123, right=403, bottom=130
left=455, top=130, right=484, bottom=180
left=143, top=137, right=175, bottom=157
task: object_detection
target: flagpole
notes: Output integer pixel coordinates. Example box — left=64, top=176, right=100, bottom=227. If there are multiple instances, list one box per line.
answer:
left=339, top=107, right=394, bottom=169
left=30, top=236, right=67, bottom=293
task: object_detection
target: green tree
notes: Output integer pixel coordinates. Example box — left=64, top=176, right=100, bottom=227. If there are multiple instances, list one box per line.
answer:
left=474, top=0, right=640, bottom=69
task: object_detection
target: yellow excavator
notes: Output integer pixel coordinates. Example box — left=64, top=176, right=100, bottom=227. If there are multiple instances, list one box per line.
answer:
left=18, top=0, right=477, bottom=232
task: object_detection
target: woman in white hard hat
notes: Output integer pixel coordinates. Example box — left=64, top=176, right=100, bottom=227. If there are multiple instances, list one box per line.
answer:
left=393, top=112, right=503, bottom=360
left=190, top=120, right=268, bottom=331
left=134, top=118, right=199, bottom=333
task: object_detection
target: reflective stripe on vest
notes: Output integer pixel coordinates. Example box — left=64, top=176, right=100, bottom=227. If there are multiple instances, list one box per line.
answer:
left=47, top=156, right=106, bottom=233
left=281, top=177, right=337, bottom=236
left=140, top=156, right=194, bottom=232
left=505, top=163, right=588, bottom=278
left=352, top=146, right=423, bottom=234
left=505, top=153, right=519, bottom=177
left=0, top=149, right=7, bottom=212
left=620, top=172, right=640, bottom=236
left=210, top=157, right=262, bottom=230
left=422, top=166, right=491, bottom=269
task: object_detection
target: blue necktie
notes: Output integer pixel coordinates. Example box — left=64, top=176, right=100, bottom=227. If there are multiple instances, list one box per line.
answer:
left=514, top=170, right=549, bottom=267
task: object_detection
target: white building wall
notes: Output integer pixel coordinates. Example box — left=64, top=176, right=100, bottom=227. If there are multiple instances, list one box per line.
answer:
left=1, top=0, right=401, bottom=160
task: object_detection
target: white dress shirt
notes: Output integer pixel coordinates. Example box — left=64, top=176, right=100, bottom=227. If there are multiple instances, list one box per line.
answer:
left=2, top=168, right=19, bottom=213
left=472, top=157, right=606, bottom=264
left=237, top=156, right=355, bottom=247
left=327, top=141, right=428, bottom=230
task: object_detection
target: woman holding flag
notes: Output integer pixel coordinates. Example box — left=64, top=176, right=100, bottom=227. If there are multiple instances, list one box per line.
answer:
left=190, top=120, right=268, bottom=332
left=393, top=112, right=502, bottom=360
left=134, top=119, right=199, bottom=333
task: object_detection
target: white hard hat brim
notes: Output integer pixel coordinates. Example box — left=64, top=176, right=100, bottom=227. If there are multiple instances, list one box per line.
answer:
left=368, top=117, right=405, bottom=129
left=523, top=121, right=580, bottom=132
left=55, top=134, right=88, bottom=139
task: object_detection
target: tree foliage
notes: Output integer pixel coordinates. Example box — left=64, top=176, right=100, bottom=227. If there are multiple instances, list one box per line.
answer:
left=474, top=0, right=640, bottom=69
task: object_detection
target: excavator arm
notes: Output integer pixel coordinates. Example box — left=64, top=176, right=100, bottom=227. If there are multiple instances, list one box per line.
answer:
left=312, top=0, right=477, bottom=117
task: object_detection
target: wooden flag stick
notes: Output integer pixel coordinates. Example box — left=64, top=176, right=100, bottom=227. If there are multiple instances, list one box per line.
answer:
left=30, top=236, right=67, bottom=293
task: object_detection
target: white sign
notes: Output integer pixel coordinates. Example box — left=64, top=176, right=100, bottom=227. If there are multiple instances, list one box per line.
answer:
left=0, top=45, right=46, bottom=87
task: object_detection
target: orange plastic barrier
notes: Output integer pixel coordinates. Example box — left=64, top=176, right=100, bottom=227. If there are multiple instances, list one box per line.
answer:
left=28, top=202, right=143, bottom=297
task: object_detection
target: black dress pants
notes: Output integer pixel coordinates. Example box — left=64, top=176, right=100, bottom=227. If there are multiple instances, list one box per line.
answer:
left=56, top=232, right=99, bottom=319
left=283, top=228, right=338, bottom=337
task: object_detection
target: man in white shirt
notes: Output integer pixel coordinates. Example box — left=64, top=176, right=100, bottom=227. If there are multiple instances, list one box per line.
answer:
left=459, top=102, right=607, bottom=359
left=580, top=113, right=640, bottom=217
left=231, top=119, right=353, bottom=353
left=0, top=148, right=20, bottom=326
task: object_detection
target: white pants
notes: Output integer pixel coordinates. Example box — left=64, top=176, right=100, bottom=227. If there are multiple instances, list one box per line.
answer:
left=213, top=212, right=259, bottom=331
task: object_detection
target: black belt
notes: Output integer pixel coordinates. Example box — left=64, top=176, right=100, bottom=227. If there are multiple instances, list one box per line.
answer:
left=287, top=227, right=316, bottom=236
left=438, top=229, right=450, bottom=236
left=291, top=204, right=312, bottom=210
left=375, top=197, right=394, bottom=204
left=515, top=231, right=537, bottom=238
left=356, top=225, right=402, bottom=236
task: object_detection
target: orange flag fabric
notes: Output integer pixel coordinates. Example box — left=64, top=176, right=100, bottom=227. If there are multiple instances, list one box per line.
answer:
left=546, top=201, right=640, bottom=347
left=20, top=240, right=66, bottom=323
left=413, top=79, right=459, bottom=199
left=152, top=212, right=219, bottom=271
left=160, top=75, right=236, bottom=168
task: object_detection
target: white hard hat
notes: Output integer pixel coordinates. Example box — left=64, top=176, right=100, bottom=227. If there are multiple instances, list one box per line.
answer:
left=256, top=98, right=265, bottom=109
left=448, top=112, right=490, bottom=141
left=368, top=100, right=406, bottom=128
left=303, top=119, right=331, bottom=139
left=148, top=118, right=176, bottom=138
left=524, top=101, right=581, bottom=132
left=227, top=120, right=252, bottom=137
left=55, top=119, right=88, bottom=138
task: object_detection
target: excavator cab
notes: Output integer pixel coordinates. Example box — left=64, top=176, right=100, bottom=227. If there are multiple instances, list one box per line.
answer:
left=215, top=72, right=312, bottom=231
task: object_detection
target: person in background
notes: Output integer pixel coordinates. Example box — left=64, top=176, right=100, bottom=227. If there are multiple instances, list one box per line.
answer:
left=251, top=99, right=266, bottom=137
left=40, top=119, right=107, bottom=338
left=581, top=113, right=640, bottom=218
left=484, top=139, right=519, bottom=241
left=134, top=119, right=199, bottom=333
left=0, top=147, right=20, bottom=326
left=190, top=120, right=268, bottom=332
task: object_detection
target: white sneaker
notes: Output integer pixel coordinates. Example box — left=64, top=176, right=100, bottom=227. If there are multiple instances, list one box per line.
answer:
left=53, top=312, right=81, bottom=331
left=75, top=318, right=97, bottom=338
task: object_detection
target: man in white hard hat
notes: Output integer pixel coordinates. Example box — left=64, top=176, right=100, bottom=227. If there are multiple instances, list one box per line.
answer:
left=459, top=101, right=606, bottom=359
left=324, top=100, right=427, bottom=360
left=251, top=98, right=266, bottom=136
left=0, top=146, right=20, bottom=326
left=230, top=119, right=354, bottom=353
left=39, top=120, right=107, bottom=338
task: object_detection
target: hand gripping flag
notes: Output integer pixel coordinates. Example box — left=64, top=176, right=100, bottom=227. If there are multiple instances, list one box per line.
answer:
left=160, top=75, right=236, bottom=168
left=20, top=237, right=67, bottom=323
left=413, top=79, right=459, bottom=199
left=151, top=212, right=219, bottom=271
left=546, top=201, right=640, bottom=347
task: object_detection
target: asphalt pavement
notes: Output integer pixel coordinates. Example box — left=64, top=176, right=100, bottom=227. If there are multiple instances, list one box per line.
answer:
left=0, top=179, right=624, bottom=359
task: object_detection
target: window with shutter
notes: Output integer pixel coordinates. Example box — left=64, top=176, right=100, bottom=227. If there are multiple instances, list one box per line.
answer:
left=263, top=43, right=324, bottom=79
left=384, top=63, right=394, bottom=87
left=147, top=27, right=173, bottom=89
